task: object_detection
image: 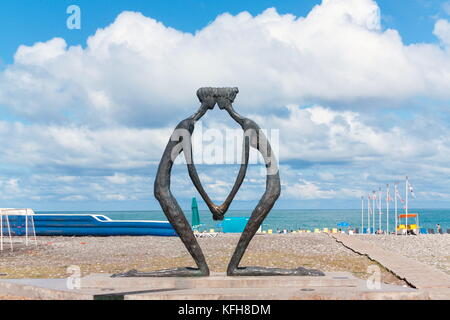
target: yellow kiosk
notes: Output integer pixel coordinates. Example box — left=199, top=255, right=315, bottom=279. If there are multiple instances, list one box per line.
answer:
left=397, top=213, right=420, bottom=235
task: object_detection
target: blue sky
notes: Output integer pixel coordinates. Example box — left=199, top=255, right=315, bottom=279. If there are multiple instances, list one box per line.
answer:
left=0, top=0, right=447, bottom=66
left=1, top=0, right=450, bottom=211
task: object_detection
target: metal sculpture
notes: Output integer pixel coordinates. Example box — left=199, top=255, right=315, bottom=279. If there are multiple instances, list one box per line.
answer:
left=113, top=88, right=324, bottom=277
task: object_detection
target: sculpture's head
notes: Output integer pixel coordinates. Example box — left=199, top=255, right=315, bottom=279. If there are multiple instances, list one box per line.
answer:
left=196, top=87, right=239, bottom=111
left=196, top=87, right=217, bottom=110
left=215, top=87, right=239, bottom=110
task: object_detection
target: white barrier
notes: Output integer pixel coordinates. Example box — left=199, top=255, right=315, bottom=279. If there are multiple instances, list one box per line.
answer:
left=0, top=208, right=37, bottom=251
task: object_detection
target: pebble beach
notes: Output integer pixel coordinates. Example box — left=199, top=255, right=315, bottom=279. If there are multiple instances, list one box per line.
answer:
left=0, top=233, right=411, bottom=286
left=3, top=232, right=450, bottom=300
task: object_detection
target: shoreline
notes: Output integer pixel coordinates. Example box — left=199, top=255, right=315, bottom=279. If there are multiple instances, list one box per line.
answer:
left=32, top=209, right=450, bottom=233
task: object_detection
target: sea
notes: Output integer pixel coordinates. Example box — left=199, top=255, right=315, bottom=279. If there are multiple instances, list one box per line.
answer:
left=37, top=209, right=450, bottom=232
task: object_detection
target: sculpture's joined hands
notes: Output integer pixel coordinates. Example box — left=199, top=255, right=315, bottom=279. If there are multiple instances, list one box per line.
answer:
left=112, top=87, right=324, bottom=278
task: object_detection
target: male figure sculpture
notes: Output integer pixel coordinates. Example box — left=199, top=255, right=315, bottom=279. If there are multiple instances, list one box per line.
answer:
left=113, top=88, right=323, bottom=277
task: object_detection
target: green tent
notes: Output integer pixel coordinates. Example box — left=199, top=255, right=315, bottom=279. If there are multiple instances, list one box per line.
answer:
left=191, top=197, right=200, bottom=229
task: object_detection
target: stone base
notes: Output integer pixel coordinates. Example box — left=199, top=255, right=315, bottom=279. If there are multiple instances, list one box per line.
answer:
left=0, top=272, right=428, bottom=300
left=125, top=287, right=428, bottom=300
left=81, top=272, right=358, bottom=291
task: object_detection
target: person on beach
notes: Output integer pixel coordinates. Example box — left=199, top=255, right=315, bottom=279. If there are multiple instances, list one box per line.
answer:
left=436, top=224, right=441, bottom=234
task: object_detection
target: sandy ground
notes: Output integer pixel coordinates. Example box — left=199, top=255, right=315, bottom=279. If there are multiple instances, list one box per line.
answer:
left=0, top=233, right=406, bottom=290
left=357, top=234, right=450, bottom=275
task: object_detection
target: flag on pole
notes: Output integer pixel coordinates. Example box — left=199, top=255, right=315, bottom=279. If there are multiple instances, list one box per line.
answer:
left=408, top=181, right=416, bottom=199
left=395, top=188, right=404, bottom=203
left=375, top=199, right=382, bottom=211
left=386, top=190, right=392, bottom=202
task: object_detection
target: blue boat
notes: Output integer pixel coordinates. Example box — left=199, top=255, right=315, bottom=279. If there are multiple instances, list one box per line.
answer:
left=6, top=214, right=177, bottom=237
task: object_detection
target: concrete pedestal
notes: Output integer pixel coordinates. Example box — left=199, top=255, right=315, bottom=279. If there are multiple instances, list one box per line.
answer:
left=0, top=272, right=428, bottom=300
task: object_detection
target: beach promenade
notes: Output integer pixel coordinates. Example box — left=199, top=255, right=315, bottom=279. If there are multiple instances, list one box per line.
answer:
left=332, top=234, right=450, bottom=299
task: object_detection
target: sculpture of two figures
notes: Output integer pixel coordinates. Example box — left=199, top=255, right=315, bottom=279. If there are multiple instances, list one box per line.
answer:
left=113, top=87, right=324, bottom=277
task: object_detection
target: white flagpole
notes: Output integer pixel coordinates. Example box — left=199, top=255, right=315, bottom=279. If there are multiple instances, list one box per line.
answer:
left=405, top=176, right=408, bottom=236
left=378, top=188, right=382, bottom=233
left=394, top=183, right=398, bottom=235
left=361, top=196, right=364, bottom=235
left=367, top=194, right=370, bottom=234
left=372, top=191, right=376, bottom=234
left=386, top=184, right=390, bottom=234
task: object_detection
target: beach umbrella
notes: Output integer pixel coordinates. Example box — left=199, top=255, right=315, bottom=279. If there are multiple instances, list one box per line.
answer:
left=337, top=222, right=350, bottom=228
left=191, top=197, right=200, bottom=229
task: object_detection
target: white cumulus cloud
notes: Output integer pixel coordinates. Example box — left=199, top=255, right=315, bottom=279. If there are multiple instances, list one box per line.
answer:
left=2, top=0, right=450, bottom=204
left=1, top=0, right=450, bottom=127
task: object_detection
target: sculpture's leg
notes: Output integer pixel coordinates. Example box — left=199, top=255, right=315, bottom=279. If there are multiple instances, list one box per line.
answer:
left=112, top=193, right=209, bottom=277
left=226, top=177, right=324, bottom=277
left=113, top=131, right=210, bottom=278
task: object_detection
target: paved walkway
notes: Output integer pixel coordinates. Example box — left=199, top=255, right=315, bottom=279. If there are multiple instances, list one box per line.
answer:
left=331, top=234, right=450, bottom=299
